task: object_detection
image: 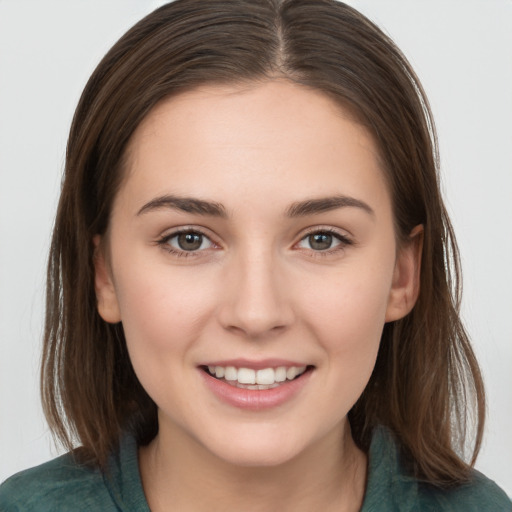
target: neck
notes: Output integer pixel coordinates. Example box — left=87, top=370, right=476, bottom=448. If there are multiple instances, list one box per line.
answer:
left=139, top=419, right=367, bottom=512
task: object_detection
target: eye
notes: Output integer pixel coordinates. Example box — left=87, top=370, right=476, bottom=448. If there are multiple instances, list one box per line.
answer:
left=160, top=230, right=215, bottom=253
left=297, top=230, right=350, bottom=252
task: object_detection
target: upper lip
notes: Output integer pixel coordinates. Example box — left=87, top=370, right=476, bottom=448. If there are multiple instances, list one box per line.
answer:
left=198, top=358, right=311, bottom=370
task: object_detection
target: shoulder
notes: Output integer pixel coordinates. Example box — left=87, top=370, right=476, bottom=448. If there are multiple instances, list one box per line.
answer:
left=418, top=470, right=512, bottom=511
left=363, top=426, right=511, bottom=512
left=0, top=453, right=115, bottom=512
left=0, top=434, right=149, bottom=512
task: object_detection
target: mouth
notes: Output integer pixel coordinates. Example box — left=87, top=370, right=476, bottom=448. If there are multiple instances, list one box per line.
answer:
left=200, top=364, right=313, bottom=390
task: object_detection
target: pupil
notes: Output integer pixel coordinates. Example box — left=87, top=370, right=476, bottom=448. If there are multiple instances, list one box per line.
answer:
left=310, top=233, right=332, bottom=250
left=178, top=233, right=202, bottom=251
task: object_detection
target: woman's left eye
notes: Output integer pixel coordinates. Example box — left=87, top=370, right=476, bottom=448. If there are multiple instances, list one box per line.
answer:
left=297, top=231, right=349, bottom=251
left=161, top=231, right=214, bottom=253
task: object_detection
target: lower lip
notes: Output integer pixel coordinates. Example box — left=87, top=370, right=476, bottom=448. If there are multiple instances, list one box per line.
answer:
left=199, top=368, right=312, bottom=410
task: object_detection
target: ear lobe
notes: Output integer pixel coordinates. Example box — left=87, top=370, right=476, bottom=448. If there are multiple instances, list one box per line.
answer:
left=93, top=235, right=121, bottom=324
left=385, top=225, right=423, bottom=322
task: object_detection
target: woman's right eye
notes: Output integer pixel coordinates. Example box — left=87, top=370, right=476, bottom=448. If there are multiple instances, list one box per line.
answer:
left=159, top=230, right=215, bottom=254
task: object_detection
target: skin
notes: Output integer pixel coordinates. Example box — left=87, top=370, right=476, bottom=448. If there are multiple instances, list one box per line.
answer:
left=94, top=80, right=422, bottom=511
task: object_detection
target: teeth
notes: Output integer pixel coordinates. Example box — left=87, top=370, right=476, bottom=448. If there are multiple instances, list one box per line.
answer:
left=224, top=366, right=237, bottom=381
left=275, top=367, right=287, bottom=382
left=238, top=368, right=256, bottom=384
left=286, top=367, right=298, bottom=380
left=256, top=368, right=275, bottom=385
left=207, top=365, right=307, bottom=386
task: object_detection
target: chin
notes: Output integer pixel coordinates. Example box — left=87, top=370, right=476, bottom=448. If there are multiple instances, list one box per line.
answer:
left=216, top=444, right=301, bottom=468
left=200, top=426, right=318, bottom=468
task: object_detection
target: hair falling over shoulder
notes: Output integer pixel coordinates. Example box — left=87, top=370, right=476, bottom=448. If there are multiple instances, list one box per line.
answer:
left=41, top=0, right=485, bottom=487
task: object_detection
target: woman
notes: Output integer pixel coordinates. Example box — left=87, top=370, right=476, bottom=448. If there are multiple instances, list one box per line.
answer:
left=1, top=1, right=510, bottom=510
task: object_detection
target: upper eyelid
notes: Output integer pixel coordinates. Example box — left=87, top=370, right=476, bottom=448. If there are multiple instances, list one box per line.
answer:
left=298, top=226, right=353, bottom=241
left=160, top=225, right=217, bottom=240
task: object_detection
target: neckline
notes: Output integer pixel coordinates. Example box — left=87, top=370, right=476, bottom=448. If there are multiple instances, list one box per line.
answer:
left=106, top=426, right=415, bottom=511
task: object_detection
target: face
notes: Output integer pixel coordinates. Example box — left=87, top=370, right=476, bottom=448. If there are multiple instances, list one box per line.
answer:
left=95, top=81, right=420, bottom=467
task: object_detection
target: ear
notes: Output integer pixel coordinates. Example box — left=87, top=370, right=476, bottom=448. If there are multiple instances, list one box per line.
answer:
left=385, top=225, right=423, bottom=322
left=93, top=235, right=121, bottom=323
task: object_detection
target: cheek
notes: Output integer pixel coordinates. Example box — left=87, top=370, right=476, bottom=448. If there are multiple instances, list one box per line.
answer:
left=112, top=259, right=218, bottom=357
left=298, top=256, right=394, bottom=387
left=303, top=262, right=393, bottom=341
left=112, top=262, right=220, bottom=413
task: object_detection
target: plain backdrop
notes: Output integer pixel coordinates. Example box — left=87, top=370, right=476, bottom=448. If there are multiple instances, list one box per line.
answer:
left=1, top=0, right=511, bottom=496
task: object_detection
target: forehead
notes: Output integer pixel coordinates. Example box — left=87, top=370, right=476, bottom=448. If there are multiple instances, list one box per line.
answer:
left=118, top=80, right=390, bottom=216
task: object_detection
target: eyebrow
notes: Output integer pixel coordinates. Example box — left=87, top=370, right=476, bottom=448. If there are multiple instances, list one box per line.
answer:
left=137, top=195, right=227, bottom=217
left=285, top=195, right=375, bottom=218
left=136, top=193, right=374, bottom=219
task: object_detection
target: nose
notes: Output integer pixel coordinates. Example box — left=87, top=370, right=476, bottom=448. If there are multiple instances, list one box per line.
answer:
left=218, top=248, right=294, bottom=338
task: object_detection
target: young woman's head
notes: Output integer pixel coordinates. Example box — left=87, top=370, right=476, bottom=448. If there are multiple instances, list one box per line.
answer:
left=42, top=0, right=484, bottom=486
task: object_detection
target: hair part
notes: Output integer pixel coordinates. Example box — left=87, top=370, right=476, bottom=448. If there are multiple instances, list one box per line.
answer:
left=41, top=0, right=485, bottom=487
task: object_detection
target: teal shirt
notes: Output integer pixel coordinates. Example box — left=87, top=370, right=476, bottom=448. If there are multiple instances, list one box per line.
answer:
left=1, top=427, right=510, bottom=511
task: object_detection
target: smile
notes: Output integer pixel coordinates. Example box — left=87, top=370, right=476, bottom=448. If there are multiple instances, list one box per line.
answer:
left=200, top=363, right=314, bottom=410
left=204, top=365, right=308, bottom=390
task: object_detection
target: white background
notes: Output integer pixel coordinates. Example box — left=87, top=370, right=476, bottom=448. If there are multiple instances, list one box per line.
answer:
left=1, top=0, right=511, bottom=496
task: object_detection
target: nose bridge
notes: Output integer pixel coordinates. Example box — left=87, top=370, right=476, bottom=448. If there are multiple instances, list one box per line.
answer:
left=220, top=243, right=292, bottom=337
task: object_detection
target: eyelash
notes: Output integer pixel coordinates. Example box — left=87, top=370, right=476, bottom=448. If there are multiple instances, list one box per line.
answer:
left=156, top=227, right=353, bottom=258
left=156, top=228, right=217, bottom=258
left=296, top=227, right=353, bottom=257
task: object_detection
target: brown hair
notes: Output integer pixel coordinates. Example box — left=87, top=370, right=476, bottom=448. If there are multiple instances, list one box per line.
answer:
left=41, top=0, right=485, bottom=486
